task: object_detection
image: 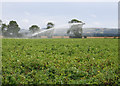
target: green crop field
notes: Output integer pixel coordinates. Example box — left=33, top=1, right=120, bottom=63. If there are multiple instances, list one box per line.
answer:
left=2, top=38, right=120, bottom=85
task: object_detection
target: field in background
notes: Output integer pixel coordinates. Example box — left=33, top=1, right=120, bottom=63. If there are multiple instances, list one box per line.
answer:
left=2, top=39, right=119, bottom=84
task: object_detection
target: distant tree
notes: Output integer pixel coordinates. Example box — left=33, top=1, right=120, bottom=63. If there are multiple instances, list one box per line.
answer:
left=68, top=19, right=83, bottom=23
left=7, top=20, right=20, bottom=37
left=0, top=20, right=2, bottom=36
left=29, top=25, right=40, bottom=33
left=46, top=22, right=54, bottom=29
left=0, top=20, right=2, bottom=26
left=67, top=19, right=85, bottom=38
left=1, top=24, right=8, bottom=36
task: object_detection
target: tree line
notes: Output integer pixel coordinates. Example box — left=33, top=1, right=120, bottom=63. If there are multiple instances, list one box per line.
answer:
left=0, top=20, right=55, bottom=38
left=0, top=19, right=82, bottom=38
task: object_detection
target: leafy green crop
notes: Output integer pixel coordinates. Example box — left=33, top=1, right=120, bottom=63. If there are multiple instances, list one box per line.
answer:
left=2, top=38, right=120, bottom=85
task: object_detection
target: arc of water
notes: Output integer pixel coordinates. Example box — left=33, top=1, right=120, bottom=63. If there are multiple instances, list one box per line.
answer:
left=30, top=24, right=69, bottom=37
left=30, top=23, right=84, bottom=38
left=31, top=28, right=55, bottom=37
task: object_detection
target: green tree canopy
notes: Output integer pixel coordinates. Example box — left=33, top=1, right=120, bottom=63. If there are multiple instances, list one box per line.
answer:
left=1, top=24, right=7, bottom=31
left=46, top=22, right=54, bottom=29
left=7, top=20, right=20, bottom=37
left=68, top=19, right=83, bottom=23
left=29, top=25, right=40, bottom=33
left=1, top=24, right=8, bottom=37
left=0, top=20, right=2, bottom=26
left=67, top=19, right=85, bottom=38
left=0, top=19, right=2, bottom=32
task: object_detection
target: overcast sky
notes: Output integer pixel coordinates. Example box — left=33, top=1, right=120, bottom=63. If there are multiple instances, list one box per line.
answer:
left=2, top=2, right=118, bottom=29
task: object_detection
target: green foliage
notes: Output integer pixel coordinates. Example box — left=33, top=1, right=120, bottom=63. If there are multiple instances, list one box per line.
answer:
left=7, top=21, right=20, bottom=37
left=1, top=21, right=21, bottom=37
left=1, top=24, right=8, bottom=36
left=0, top=19, right=2, bottom=25
left=68, top=19, right=83, bottom=23
left=46, top=22, right=54, bottom=29
left=29, top=25, right=40, bottom=33
left=2, top=39, right=119, bottom=85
